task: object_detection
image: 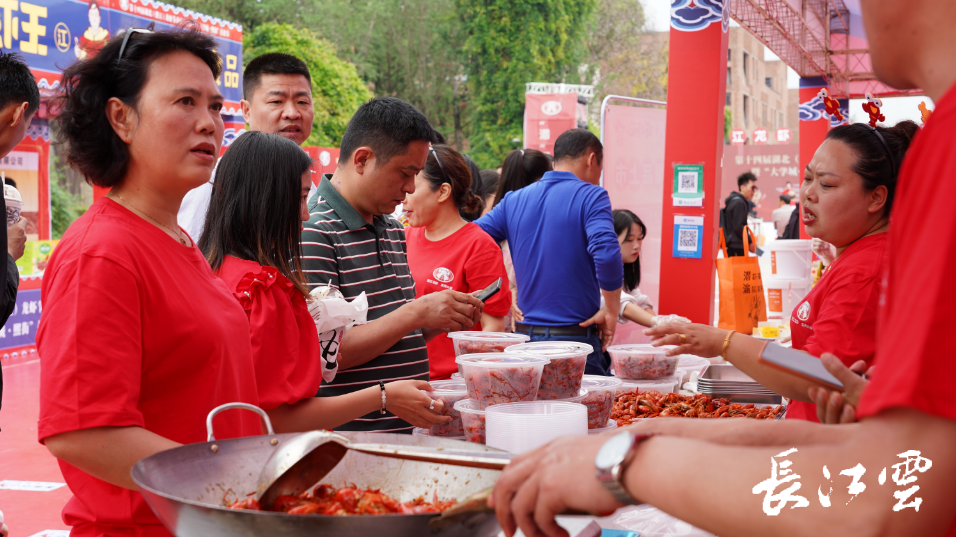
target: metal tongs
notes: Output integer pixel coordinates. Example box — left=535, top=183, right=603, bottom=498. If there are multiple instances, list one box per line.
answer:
left=255, top=430, right=512, bottom=510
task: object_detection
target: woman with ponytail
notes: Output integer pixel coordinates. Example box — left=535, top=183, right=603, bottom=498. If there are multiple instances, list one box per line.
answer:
left=404, top=145, right=513, bottom=379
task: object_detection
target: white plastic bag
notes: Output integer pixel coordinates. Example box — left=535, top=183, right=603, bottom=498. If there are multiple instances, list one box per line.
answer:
left=308, top=287, right=368, bottom=383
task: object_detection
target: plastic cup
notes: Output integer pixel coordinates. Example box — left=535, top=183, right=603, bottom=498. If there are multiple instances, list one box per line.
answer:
left=608, top=344, right=680, bottom=379
left=485, top=401, right=588, bottom=454
left=581, top=375, right=623, bottom=429
left=509, top=341, right=592, bottom=400
left=4, top=184, right=21, bottom=228
left=617, top=376, right=681, bottom=395
left=454, top=398, right=487, bottom=444
left=426, top=380, right=468, bottom=437
left=448, top=332, right=530, bottom=357
left=587, top=420, right=619, bottom=435
left=455, top=353, right=549, bottom=409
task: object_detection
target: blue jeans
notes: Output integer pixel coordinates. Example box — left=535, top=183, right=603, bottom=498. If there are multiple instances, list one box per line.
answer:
left=525, top=328, right=609, bottom=376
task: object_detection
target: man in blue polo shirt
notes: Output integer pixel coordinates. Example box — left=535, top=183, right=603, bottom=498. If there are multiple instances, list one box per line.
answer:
left=476, top=129, right=622, bottom=375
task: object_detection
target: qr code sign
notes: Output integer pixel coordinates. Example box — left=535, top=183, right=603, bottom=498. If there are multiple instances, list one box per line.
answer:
left=678, top=227, right=698, bottom=251
left=678, top=171, right=698, bottom=193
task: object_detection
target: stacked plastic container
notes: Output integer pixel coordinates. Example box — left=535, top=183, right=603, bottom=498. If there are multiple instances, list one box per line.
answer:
left=485, top=401, right=588, bottom=453
left=581, top=375, right=623, bottom=430
left=421, top=379, right=470, bottom=438
left=508, top=341, right=592, bottom=400
left=608, top=344, right=682, bottom=395
left=448, top=332, right=530, bottom=356
left=453, top=353, right=549, bottom=445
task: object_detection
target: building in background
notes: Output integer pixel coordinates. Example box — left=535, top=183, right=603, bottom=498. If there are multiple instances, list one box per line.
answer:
left=726, top=27, right=793, bottom=144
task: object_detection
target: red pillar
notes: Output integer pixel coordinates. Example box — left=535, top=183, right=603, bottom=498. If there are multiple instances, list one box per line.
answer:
left=658, top=3, right=729, bottom=325
left=796, top=77, right=834, bottom=239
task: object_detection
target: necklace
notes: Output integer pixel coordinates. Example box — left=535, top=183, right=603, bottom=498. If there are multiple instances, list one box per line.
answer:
left=113, top=193, right=189, bottom=246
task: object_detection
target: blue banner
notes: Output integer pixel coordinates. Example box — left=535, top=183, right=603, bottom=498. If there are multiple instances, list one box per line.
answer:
left=0, top=288, right=41, bottom=349
left=19, top=0, right=243, bottom=112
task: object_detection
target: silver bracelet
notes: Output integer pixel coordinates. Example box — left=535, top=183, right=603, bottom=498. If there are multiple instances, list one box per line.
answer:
left=379, top=381, right=387, bottom=415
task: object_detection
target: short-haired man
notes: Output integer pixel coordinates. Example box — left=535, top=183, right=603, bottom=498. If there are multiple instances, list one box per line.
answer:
left=772, top=194, right=795, bottom=237
left=475, top=128, right=622, bottom=375
left=0, top=52, right=37, bottom=429
left=178, top=52, right=314, bottom=240
left=722, top=171, right=757, bottom=256
left=301, top=97, right=482, bottom=433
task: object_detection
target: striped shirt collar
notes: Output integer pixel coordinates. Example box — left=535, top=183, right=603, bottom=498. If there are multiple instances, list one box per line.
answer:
left=316, top=173, right=375, bottom=231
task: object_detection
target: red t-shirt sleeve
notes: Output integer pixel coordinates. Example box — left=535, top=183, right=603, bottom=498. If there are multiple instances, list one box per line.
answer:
left=798, top=271, right=879, bottom=367
left=463, top=239, right=512, bottom=317
left=38, top=254, right=145, bottom=442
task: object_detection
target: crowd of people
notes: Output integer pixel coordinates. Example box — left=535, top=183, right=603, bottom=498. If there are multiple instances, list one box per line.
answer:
left=0, top=0, right=951, bottom=535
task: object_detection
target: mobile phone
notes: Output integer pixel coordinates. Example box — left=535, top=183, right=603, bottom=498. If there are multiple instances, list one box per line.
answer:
left=757, top=342, right=844, bottom=391
left=474, top=277, right=502, bottom=302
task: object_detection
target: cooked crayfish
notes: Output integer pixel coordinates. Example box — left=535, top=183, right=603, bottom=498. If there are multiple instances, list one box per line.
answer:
left=228, top=484, right=456, bottom=515
left=611, top=390, right=782, bottom=426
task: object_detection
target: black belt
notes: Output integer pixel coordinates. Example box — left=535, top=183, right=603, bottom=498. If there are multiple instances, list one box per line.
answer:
left=514, top=323, right=594, bottom=337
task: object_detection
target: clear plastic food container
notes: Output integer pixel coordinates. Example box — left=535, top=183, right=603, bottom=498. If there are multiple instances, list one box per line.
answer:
left=456, top=353, right=549, bottom=409
left=426, top=380, right=469, bottom=437
left=581, top=375, right=623, bottom=429
left=617, top=375, right=681, bottom=395
left=509, top=341, right=592, bottom=400
left=608, top=344, right=680, bottom=379
left=587, top=420, right=619, bottom=435
left=677, top=355, right=711, bottom=377
left=450, top=372, right=463, bottom=380
left=448, top=332, right=531, bottom=357
left=547, top=387, right=588, bottom=404
left=454, top=398, right=487, bottom=444
left=412, top=427, right=465, bottom=440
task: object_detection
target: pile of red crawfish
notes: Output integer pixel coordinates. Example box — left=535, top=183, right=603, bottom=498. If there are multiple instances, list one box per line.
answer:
left=229, top=484, right=456, bottom=515
left=611, top=390, right=783, bottom=425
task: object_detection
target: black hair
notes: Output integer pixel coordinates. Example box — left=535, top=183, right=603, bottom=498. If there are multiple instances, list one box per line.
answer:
left=493, top=148, right=551, bottom=208
left=825, top=120, right=918, bottom=215
left=779, top=194, right=792, bottom=204
left=200, top=131, right=313, bottom=295
left=0, top=52, right=39, bottom=117
left=459, top=153, right=485, bottom=221
left=613, top=209, right=646, bottom=293
left=243, top=52, right=311, bottom=101
left=432, top=129, right=447, bottom=145
left=553, top=128, right=603, bottom=164
left=478, top=169, right=500, bottom=199
left=421, top=145, right=483, bottom=214
left=737, top=172, right=757, bottom=189
left=337, top=96, right=435, bottom=166
left=53, top=28, right=221, bottom=188
left=4, top=177, right=15, bottom=189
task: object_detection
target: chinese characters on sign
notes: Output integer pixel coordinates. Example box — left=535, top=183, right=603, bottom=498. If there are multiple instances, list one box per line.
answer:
left=754, top=448, right=934, bottom=515
left=753, top=128, right=769, bottom=145
left=731, top=128, right=746, bottom=145
left=776, top=127, right=792, bottom=144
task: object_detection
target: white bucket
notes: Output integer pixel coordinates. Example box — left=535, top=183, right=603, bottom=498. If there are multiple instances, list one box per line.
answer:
left=768, top=239, right=813, bottom=280
left=764, top=276, right=812, bottom=321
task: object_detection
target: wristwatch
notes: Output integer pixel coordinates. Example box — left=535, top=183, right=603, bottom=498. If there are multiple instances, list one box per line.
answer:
left=594, top=431, right=655, bottom=505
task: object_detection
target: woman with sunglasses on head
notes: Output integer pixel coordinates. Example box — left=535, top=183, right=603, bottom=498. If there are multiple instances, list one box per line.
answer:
left=403, top=145, right=513, bottom=380
left=38, top=29, right=261, bottom=536
left=201, top=131, right=450, bottom=431
left=646, top=120, right=918, bottom=423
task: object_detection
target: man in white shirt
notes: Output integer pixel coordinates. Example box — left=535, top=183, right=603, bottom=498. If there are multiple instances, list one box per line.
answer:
left=178, top=52, right=315, bottom=241
left=772, top=194, right=795, bottom=237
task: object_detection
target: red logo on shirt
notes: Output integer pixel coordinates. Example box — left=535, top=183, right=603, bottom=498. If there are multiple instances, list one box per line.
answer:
left=796, top=301, right=811, bottom=321
left=433, top=267, right=454, bottom=283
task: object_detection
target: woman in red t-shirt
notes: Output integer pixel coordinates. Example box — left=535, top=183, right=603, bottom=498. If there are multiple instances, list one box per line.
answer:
left=199, top=131, right=450, bottom=430
left=645, top=121, right=917, bottom=421
left=403, top=145, right=513, bottom=379
left=38, top=31, right=262, bottom=536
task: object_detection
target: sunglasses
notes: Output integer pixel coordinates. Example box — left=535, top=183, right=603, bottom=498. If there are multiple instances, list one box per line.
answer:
left=116, top=28, right=154, bottom=62
left=429, top=145, right=449, bottom=185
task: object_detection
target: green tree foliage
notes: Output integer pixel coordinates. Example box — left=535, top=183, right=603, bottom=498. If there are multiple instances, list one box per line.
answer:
left=49, top=157, right=86, bottom=239
left=456, top=0, right=596, bottom=168
left=244, top=23, right=372, bottom=147
left=724, top=106, right=732, bottom=143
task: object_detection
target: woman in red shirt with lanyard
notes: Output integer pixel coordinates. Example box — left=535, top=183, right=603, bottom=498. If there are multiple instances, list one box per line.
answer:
left=200, top=131, right=450, bottom=430
left=644, top=120, right=917, bottom=421
left=402, top=145, right=513, bottom=379
left=37, top=30, right=261, bottom=536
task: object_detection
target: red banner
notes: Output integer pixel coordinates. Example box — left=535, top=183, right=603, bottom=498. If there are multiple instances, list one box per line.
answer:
left=523, top=93, right=578, bottom=155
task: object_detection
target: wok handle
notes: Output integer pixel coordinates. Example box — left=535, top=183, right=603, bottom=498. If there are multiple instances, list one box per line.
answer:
left=206, top=402, right=275, bottom=442
left=348, top=444, right=511, bottom=470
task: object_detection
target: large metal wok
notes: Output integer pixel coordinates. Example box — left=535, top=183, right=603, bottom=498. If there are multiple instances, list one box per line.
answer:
left=131, top=404, right=503, bottom=536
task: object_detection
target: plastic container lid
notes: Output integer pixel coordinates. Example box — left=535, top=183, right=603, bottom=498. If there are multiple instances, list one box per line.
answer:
left=617, top=375, right=681, bottom=394
left=448, top=332, right=531, bottom=356
left=428, top=379, right=468, bottom=395
left=448, top=332, right=531, bottom=342
left=455, top=353, right=550, bottom=367
left=508, top=341, right=594, bottom=359
left=450, top=372, right=463, bottom=380
left=545, top=388, right=588, bottom=404
left=581, top=375, right=624, bottom=391
left=587, top=420, right=619, bottom=435
left=454, top=398, right=485, bottom=415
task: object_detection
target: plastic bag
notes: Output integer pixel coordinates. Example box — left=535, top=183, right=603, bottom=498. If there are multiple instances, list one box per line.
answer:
left=608, top=505, right=715, bottom=537
left=308, top=286, right=368, bottom=382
